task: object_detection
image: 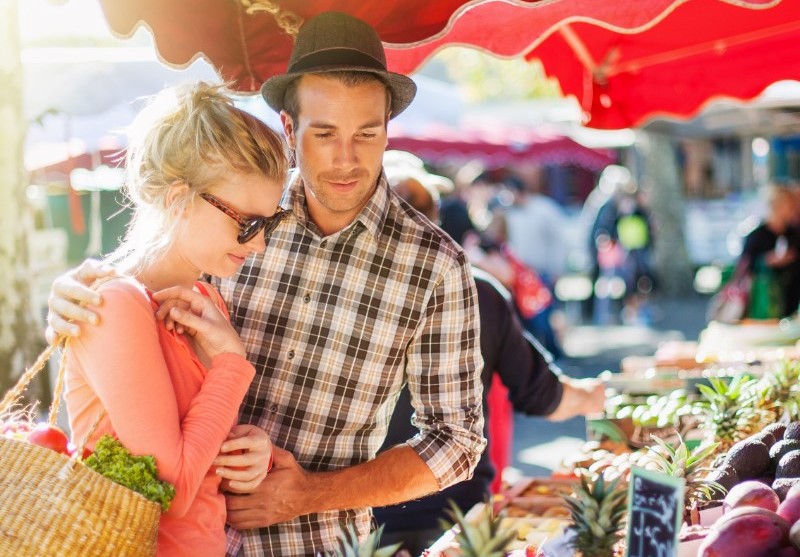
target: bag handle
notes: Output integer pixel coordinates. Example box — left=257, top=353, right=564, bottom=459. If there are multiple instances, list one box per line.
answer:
left=0, top=277, right=116, bottom=461
left=0, top=337, right=106, bottom=462
left=0, top=340, right=64, bottom=422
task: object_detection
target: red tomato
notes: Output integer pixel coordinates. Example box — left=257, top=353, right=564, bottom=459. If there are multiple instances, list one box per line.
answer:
left=26, top=423, right=70, bottom=455
left=67, top=442, right=93, bottom=460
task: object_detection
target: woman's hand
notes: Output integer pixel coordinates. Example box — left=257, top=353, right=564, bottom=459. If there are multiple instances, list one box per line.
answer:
left=151, top=286, right=246, bottom=359
left=214, top=424, right=273, bottom=492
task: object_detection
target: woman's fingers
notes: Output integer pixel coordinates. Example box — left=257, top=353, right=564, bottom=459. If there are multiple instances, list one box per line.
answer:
left=154, top=298, right=192, bottom=330
left=153, top=286, right=216, bottom=327
left=168, top=307, right=207, bottom=335
left=220, top=471, right=268, bottom=492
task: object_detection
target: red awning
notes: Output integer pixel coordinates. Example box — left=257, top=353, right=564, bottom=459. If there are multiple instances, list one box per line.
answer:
left=388, top=127, right=614, bottom=170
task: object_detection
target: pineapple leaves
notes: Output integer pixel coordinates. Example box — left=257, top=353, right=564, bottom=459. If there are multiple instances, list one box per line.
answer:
left=439, top=499, right=517, bottom=557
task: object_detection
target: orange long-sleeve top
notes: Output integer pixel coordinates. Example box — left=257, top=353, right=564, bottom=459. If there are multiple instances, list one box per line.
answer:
left=64, top=277, right=255, bottom=557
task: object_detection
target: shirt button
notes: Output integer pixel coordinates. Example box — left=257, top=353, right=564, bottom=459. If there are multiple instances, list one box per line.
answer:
left=303, top=294, right=311, bottom=303
left=288, top=350, right=295, bottom=360
left=320, top=240, right=328, bottom=249
left=270, top=404, right=278, bottom=413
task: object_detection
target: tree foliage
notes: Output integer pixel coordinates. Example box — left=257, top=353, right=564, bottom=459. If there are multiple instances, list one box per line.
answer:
left=435, top=47, right=563, bottom=103
left=0, top=0, right=44, bottom=396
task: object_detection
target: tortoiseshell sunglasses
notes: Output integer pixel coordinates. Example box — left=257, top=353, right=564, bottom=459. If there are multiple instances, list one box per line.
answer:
left=200, top=193, right=286, bottom=244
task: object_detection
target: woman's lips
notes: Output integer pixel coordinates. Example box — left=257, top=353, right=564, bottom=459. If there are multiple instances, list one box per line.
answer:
left=227, top=253, right=246, bottom=265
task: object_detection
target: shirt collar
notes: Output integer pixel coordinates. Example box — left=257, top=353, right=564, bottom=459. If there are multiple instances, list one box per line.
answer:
left=284, top=169, right=390, bottom=241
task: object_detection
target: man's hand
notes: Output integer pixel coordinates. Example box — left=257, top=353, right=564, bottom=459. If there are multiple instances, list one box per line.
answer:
left=224, top=445, right=314, bottom=529
left=548, top=377, right=606, bottom=421
left=224, top=444, right=438, bottom=529
left=765, top=247, right=797, bottom=268
left=46, top=259, right=116, bottom=343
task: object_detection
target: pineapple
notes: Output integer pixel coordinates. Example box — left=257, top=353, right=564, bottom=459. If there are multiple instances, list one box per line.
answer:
left=439, top=500, right=516, bottom=557
left=696, top=375, right=764, bottom=451
left=647, top=434, right=725, bottom=520
left=563, top=472, right=627, bottom=557
left=327, top=523, right=400, bottom=557
left=749, top=359, right=800, bottom=423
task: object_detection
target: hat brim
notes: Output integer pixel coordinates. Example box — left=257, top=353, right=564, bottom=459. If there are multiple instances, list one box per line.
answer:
left=261, top=66, right=416, bottom=119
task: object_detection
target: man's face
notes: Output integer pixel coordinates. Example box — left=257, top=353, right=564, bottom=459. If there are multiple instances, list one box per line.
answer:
left=281, top=74, right=389, bottom=233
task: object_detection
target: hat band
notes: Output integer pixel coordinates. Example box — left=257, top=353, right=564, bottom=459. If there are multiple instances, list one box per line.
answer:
left=289, top=48, right=387, bottom=74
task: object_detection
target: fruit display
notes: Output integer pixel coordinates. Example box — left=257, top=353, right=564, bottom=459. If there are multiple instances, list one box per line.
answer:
left=424, top=353, right=800, bottom=556
left=604, top=390, right=696, bottom=430
left=560, top=440, right=658, bottom=484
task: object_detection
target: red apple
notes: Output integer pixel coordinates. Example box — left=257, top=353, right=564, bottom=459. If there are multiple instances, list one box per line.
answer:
left=26, top=423, right=70, bottom=455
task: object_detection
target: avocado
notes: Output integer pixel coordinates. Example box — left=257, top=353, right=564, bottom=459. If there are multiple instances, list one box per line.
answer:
left=724, top=440, right=771, bottom=480
left=755, top=431, right=777, bottom=449
left=763, top=422, right=787, bottom=441
left=777, top=450, right=800, bottom=479
left=784, top=422, right=800, bottom=441
left=770, top=439, right=800, bottom=466
left=772, top=478, right=800, bottom=501
left=707, top=466, right=739, bottom=499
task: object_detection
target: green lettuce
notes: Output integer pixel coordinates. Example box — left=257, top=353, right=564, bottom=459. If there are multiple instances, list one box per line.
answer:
left=84, top=435, right=176, bottom=511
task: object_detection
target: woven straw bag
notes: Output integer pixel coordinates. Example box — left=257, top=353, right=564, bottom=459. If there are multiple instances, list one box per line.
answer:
left=0, top=341, right=161, bottom=556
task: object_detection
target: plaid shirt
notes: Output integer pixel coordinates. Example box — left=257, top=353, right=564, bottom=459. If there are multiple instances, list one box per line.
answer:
left=216, top=172, right=485, bottom=557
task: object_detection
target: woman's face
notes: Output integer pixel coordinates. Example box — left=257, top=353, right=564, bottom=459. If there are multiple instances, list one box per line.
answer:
left=176, top=171, right=285, bottom=278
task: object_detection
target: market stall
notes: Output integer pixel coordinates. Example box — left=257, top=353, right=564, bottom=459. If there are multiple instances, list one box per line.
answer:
left=422, top=317, right=800, bottom=556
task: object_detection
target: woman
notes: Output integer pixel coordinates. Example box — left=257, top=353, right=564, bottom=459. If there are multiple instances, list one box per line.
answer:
left=740, top=184, right=800, bottom=318
left=64, top=82, right=288, bottom=556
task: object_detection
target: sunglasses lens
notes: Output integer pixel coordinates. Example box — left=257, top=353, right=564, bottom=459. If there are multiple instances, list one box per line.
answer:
left=238, top=218, right=267, bottom=244
left=262, top=212, right=285, bottom=237
left=236, top=208, right=285, bottom=244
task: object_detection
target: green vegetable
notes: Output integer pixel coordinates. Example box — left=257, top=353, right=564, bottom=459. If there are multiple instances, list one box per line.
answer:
left=84, top=435, right=175, bottom=511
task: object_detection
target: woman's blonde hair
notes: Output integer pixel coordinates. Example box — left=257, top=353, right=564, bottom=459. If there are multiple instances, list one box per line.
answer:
left=109, top=81, right=288, bottom=273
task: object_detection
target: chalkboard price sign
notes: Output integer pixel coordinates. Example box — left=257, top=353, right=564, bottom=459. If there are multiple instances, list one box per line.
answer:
left=624, top=467, right=684, bottom=557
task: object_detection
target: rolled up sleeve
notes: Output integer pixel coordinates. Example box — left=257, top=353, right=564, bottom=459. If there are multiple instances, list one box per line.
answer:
left=405, top=254, right=487, bottom=489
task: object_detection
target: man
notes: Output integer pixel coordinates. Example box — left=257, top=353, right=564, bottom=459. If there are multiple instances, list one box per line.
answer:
left=376, top=152, right=605, bottom=554
left=46, top=12, right=485, bottom=556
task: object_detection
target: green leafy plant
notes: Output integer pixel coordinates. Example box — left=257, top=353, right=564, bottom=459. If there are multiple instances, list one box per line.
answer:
left=326, top=523, right=400, bottom=557
left=84, top=435, right=175, bottom=511
left=563, top=472, right=627, bottom=557
left=648, top=434, right=725, bottom=509
left=439, top=500, right=516, bottom=557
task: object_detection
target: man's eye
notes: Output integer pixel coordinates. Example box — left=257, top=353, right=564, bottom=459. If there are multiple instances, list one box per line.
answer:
left=315, top=133, right=333, bottom=139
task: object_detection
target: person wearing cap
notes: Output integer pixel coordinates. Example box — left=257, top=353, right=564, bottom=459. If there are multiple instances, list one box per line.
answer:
left=375, top=153, right=605, bottom=554
left=45, top=11, right=485, bottom=556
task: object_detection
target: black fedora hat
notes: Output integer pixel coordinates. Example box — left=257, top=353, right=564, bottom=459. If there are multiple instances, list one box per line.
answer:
left=261, top=12, right=417, bottom=119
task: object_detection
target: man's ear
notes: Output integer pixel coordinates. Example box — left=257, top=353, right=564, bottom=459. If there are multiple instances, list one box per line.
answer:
left=280, top=110, right=296, bottom=150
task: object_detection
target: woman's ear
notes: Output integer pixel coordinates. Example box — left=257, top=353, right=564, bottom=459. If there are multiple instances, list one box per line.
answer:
left=166, top=180, right=191, bottom=213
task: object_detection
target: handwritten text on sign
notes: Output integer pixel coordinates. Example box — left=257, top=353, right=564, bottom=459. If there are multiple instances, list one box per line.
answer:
left=625, top=467, right=684, bottom=557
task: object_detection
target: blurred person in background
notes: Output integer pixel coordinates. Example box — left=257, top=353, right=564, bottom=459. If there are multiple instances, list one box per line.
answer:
left=615, top=179, right=656, bottom=325
left=739, top=184, right=800, bottom=318
left=583, top=165, right=631, bottom=323
left=504, top=171, right=569, bottom=286
left=376, top=151, right=605, bottom=556
left=442, top=175, right=561, bottom=357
